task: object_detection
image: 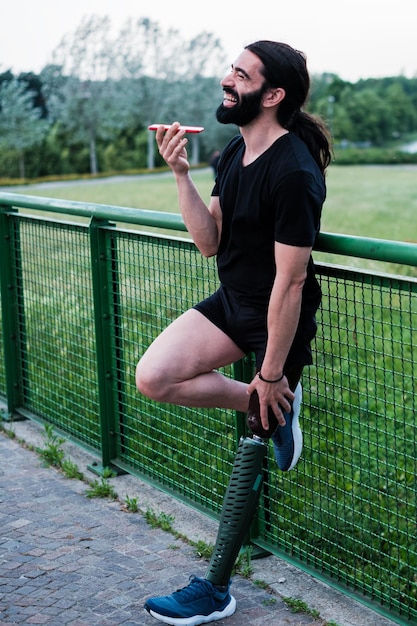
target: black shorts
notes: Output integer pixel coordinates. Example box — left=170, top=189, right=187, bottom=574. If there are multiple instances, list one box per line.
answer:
left=193, top=284, right=318, bottom=370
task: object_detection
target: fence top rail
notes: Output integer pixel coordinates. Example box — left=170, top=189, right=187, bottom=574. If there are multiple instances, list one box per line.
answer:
left=0, top=191, right=188, bottom=232
left=0, top=191, right=416, bottom=268
left=315, top=232, right=417, bottom=268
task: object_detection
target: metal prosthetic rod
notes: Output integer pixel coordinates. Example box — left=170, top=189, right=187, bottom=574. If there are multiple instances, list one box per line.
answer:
left=205, top=435, right=267, bottom=587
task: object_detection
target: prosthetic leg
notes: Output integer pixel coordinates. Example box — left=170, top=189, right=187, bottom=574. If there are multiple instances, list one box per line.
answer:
left=205, top=391, right=272, bottom=587
left=143, top=389, right=301, bottom=624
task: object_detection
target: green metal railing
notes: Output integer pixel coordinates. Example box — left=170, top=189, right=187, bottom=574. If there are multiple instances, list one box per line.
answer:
left=0, top=191, right=416, bottom=624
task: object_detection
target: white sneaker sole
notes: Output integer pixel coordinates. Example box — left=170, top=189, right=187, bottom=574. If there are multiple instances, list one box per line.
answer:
left=148, top=595, right=236, bottom=625
left=286, top=382, right=303, bottom=471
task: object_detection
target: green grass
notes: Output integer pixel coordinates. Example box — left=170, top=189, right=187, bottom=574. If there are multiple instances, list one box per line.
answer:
left=8, top=164, right=416, bottom=239
left=317, top=165, right=417, bottom=275
left=323, top=166, right=417, bottom=242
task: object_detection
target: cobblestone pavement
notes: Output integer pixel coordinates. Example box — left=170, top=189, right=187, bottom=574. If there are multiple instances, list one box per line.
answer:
left=0, top=431, right=324, bottom=626
left=0, top=424, right=398, bottom=626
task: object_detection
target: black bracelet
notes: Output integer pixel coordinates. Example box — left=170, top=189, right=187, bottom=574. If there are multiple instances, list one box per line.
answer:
left=258, top=371, right=285, bottom=383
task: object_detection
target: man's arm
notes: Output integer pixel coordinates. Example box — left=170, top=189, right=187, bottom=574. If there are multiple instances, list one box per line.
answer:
left=177, top=175, right=222, bottom=257
left=154, top=122, right=222, bottom=257
left=247, top=241, right=312, bottom=430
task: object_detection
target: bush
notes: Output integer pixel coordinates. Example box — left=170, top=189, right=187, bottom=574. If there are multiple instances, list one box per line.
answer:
left=0, top=148, right=20, bottom=178
left=333, top=146, right=417, bottom=165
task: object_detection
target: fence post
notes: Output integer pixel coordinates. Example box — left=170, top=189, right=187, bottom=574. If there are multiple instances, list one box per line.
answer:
left=88, top=217, right=125, bottom=474
left=0, top=205, right=27, bottom=419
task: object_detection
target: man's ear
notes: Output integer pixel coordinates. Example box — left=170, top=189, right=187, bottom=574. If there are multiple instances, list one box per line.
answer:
left=263, top=87, right=286, bottom=108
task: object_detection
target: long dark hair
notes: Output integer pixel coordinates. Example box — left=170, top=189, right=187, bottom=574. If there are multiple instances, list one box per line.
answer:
left=246, top=40, right=332, bottom=174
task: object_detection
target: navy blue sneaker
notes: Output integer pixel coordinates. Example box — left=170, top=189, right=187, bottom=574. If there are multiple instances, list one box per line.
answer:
left=271, top=383, right=303, bottom=471
left=144, top=575, right=236, bottom=625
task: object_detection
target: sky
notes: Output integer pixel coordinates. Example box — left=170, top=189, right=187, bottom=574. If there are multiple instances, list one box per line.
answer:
left=1, top=0, right=415, bottom=82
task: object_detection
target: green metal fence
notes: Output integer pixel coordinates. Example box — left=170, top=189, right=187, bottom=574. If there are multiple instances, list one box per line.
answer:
left=1, top=191, right=416, bottom=624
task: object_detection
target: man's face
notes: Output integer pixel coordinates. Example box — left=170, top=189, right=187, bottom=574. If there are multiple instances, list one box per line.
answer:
left=216, top=49, right=269, bottom=127
left=216, top=83, right=269, bottom=126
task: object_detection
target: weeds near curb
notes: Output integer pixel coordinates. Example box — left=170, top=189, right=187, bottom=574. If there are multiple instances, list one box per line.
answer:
left=145, top=507, right=175, bottom=532
left=234, top=545, right=254, bottom=578
left=283, top=597, right=320, bottom=619
left=61, top=458, right=84, bottom=480
left=0, top=422, right=16, bottom=439
left=85, top=477, right=118, bottom=499
left=192, top=540, right=214, bottom=561
left=253, top=579, right=269, bottom=590
left=36, top=423, right=84, bottom=480
left=38, top=424, right=65, bottom=468
left=124, top=495, right=139, bottom=512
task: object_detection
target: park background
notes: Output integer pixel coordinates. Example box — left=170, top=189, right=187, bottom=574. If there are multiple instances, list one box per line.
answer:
left=1, top=14, right=417, bottom=182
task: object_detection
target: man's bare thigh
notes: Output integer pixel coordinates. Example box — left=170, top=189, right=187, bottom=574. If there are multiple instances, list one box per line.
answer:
left=138, top=308, right=245, bottom=380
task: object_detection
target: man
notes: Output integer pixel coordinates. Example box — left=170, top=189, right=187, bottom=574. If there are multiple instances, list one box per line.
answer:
left=136, top=40, right=331, bottom=625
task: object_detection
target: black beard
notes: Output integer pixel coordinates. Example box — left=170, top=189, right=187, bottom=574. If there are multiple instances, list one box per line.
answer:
left=216, top=84, right=268, bottom=127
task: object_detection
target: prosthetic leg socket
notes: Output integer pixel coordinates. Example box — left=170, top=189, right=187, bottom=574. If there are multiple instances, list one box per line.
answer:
left=205, top=435, right=267, bottom=587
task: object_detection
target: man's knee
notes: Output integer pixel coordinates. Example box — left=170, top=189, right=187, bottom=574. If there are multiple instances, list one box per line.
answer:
left=135, top=358, right=170, bottom=402
left=136, top=360, right=158, bottom=399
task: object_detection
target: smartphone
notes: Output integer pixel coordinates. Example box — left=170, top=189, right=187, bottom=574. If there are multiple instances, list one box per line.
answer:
left=148, top=124, right=204, bottom=134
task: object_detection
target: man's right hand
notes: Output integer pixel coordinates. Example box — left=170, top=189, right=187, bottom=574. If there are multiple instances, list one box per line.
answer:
left=155, top=122, right=190, bottom=178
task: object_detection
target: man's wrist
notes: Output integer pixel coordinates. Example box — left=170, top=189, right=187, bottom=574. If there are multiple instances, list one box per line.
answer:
left=257, top=371, right=284, bottom=383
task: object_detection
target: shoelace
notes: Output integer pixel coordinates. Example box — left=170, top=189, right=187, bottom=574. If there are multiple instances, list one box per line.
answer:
left=172, top=576, right=214, bottom=601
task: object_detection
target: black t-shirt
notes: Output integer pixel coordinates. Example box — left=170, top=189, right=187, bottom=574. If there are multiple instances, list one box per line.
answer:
left=212, top=132, right=326, bottom=310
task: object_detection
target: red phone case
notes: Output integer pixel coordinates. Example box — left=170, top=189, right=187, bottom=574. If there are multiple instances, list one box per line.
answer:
left=148, top=124, right=204, bottom=133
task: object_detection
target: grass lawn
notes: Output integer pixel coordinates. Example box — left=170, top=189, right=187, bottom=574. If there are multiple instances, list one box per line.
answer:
left=5, top=164, right=416, bottom=239
left=6, top=163, right=417, bottom=275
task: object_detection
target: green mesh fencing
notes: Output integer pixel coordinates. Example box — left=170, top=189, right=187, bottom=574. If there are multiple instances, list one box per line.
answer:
left=257, top=265, right=417, bottom=621
left=0, top=214, right=101, bottom=448
left=0, top=194, right=416, bottom=624
left=104, top=230, right=239, bottom=510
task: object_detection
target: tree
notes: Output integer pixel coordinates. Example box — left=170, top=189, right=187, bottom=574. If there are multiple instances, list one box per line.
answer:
left=50, top=75, right=131, bottom=174
left=385, top=82, right=417, bottom=136
left=341, top=89, right=391, bottom=145
left=52, top=15, right=114, bottom=81
left=0, top=78, right=49, bottom=177
left=110, top=18, right=228, bottom=167
left=50, top=15, right=132, bottom=174
left=46, top=15, right=232, bottom=171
